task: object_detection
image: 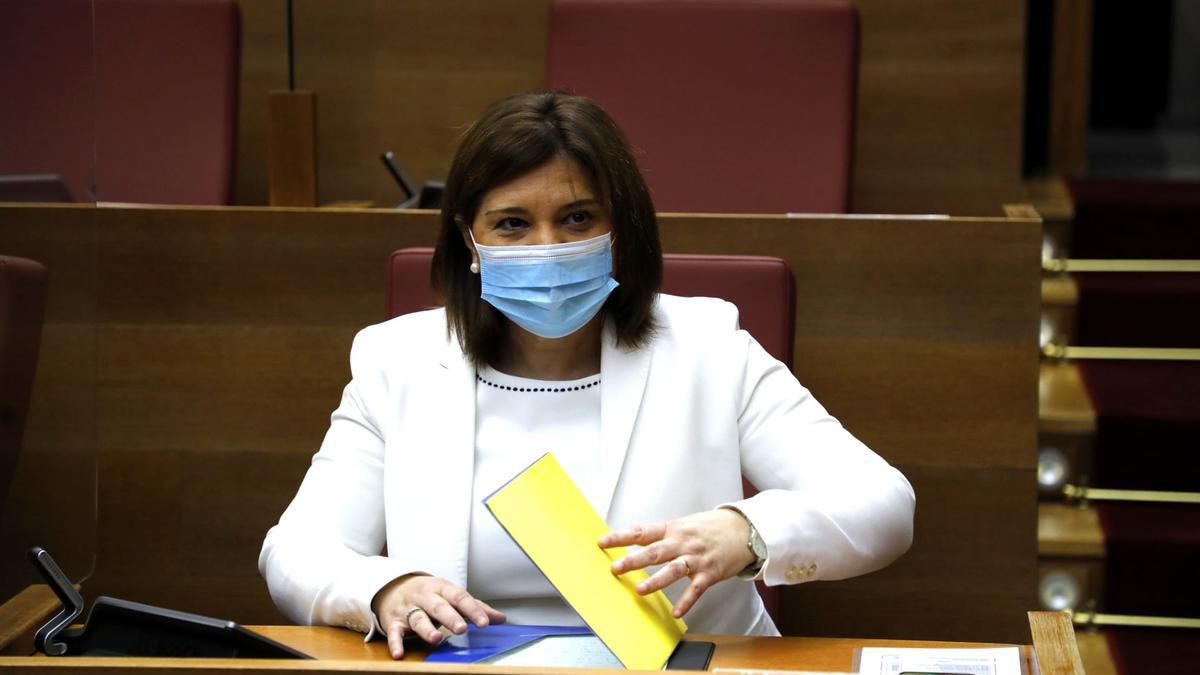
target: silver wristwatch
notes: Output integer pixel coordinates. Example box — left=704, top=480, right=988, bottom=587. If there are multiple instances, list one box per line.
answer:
left=735, top=514, right=768, bottom=581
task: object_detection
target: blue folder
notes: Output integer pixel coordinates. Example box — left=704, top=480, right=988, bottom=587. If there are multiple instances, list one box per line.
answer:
left=425, top=623, right=596, bottom=663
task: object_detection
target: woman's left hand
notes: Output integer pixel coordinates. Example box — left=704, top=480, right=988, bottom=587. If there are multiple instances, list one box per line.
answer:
left=598, top=508, right=756, bottom=618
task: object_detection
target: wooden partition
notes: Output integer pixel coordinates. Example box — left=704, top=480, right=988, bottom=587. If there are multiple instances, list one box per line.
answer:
left=233, top=0, right=1026, bottom=215
left=0, top=203, right=1040, bottom=643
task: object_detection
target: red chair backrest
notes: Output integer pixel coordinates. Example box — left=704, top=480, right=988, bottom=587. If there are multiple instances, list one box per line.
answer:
left=387, top=250, right=795, bottom=367
left=0, top=0, right=95, bottom=202
left=0, top=1, right=240, bottom=204
left=660, top=253, right=796, bottom=368
left=94, top=0, right=240, bottom=204
left=0, top=256, right=48, bottom=514
left=387, top=249, right=441, bottom=319
left=547, top=0, right=858, bottom=214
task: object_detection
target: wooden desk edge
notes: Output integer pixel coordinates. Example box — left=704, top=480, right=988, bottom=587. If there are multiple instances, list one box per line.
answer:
left=0, top=633, right=1035, bottom=675
left=1028, top=611, right=1085, bottom=675
left=0, top=658, right=687, bottom=674
left=0, top=585, right=66, bottom=656
left=1, top=584, right=1059, bottom=675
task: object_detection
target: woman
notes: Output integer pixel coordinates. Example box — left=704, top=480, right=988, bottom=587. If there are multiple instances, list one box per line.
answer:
left=259, top=92, right=914, bottom=659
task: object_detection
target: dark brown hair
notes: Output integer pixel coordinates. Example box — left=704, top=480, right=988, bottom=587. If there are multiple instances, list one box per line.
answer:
left=431, top=91, right=662, bottom=366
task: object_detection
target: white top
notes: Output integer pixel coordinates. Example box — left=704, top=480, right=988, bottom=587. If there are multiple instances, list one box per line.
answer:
left=468, top=366, right=601, bottom=625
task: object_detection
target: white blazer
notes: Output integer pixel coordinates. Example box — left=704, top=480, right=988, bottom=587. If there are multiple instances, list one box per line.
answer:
left=259, top=294, right=914, bottom=638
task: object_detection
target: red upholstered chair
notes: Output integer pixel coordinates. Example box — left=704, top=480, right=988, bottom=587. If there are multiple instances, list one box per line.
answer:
left=386, top=248, right=795, bottom=619
left=387, top=248, right=442, bottom=319
left=0, top=0, right=95, bottom=201
left=547, top=0, right=859, bottom=214
left=0, top=0, right=240, bottom=205
left=659, top=254, right=795, bottom=369
left=387, top=250, right=795, bottom=368
left=0, top=256, right=48, bottom=516
left=92, top=0, right=240, bottom=204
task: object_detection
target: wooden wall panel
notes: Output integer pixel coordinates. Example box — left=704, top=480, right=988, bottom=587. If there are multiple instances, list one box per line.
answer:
left=0, top=204, right=1038, bottom=642
left=234, top=0, right=547, bottom=207
left=1049, top=0, right=1092, bottom=175
left=233, top=0, right=287, bottom=206
left=0, top=206, right=99, bottom=602
left=231, top=1, right=1024, bottom=215
left=851, top=0, right=1027, bottom=214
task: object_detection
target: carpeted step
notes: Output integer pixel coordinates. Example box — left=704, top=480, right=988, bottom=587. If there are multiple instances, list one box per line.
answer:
left=1098, top=502, right=1200, bottom=619
left=1067, top=179, right=1200, bottom=259
left=1075, top=273, right=1200, bottom=348
left=1106, top=626, right=1200, bottom=675
left=1079, top=361, right=1200, bottom=492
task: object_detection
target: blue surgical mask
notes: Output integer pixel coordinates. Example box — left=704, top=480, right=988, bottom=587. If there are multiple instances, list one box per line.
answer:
left=472, top=232, right=619, bottom=339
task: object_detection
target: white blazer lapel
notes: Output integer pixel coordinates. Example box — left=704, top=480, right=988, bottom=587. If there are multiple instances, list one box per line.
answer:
left=391, top=333, right=476, bottom=586
left=432, top=336, right=478, bottom=585
left=596, top=319, right=652, bottom=518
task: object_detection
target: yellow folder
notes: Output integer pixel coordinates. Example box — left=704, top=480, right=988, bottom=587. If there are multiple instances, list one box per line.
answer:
left=484, top=453, right=687, bottom=670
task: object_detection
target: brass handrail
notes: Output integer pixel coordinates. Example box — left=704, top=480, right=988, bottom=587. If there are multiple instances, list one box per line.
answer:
left=1043, top=259, right=1200, bottom=273
left=1063, top=484, right=1200, bottom=505
left=1042, top=344, right=1200, bottom=361
left=1070, top=609, right=1200, bottom=630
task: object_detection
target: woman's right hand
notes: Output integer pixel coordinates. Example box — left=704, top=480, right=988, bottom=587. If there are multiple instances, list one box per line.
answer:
left=371, top=574, right=506, bottom=659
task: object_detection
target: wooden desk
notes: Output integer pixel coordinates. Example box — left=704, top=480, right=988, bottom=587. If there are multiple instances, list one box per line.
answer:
left=0, top=586, right=1079, bottom=674
left=251, top=625, right=1025, bottom=670
left=0, top=627, right=1037, bottom=674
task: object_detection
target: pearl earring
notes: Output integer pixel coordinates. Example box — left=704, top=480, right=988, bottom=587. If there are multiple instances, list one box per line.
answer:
left=470, top=261, right=480, bottom=274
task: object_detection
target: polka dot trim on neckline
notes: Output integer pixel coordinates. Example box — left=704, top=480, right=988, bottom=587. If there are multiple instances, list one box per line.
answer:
left=476, top=373, right=600, bottom=393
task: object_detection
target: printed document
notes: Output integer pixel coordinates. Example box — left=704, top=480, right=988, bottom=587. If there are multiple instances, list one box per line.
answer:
left=857, top=646, right=1022, bottom=675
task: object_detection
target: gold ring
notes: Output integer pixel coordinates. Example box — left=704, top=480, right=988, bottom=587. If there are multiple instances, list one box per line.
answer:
left=678, top=557, right=691, bottom=576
